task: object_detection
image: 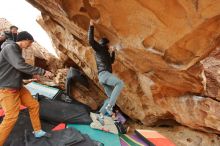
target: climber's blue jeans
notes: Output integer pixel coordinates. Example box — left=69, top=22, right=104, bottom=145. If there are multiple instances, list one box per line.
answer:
left=98, top=71, right=124, bottom=115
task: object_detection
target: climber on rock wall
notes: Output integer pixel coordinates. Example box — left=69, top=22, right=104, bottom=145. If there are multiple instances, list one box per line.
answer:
left=88, top=19, right=124, bottom=125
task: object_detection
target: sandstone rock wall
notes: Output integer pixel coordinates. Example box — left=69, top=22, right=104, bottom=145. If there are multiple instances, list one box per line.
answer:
left=26, top=0, right=220, bottom=135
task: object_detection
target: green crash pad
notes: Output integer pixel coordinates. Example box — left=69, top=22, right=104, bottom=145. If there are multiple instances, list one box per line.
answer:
left=68, top=124, right=121, bottom=146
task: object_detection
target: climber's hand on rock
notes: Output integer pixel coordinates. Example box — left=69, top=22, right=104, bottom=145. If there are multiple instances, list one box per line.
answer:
left=44, top=71, right=54, bottom=79
left=90, top=20, right=95, bottom=26
left=90, top=19, right=100, bottom=25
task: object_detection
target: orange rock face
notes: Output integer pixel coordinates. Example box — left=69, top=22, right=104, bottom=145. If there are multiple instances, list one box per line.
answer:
left=27, top=0, right=220, bottom=135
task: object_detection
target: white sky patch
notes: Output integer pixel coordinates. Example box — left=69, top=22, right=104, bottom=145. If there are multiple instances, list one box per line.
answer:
left=0, top=0, right=57, bottom=56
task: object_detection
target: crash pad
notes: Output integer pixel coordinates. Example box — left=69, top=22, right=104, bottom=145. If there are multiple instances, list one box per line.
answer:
left=39, top=97, right=92, bottom=124
left=53, top=123, right=66, bottom=131
left=67, top=124, right=121, bottom=146
left=1, top=109, right=60, bottom=146
left=25, top=82, right=60, bottom=99
left=120, top=134, right=149, bottom=146
left=135, top=129, right=175, bottom=146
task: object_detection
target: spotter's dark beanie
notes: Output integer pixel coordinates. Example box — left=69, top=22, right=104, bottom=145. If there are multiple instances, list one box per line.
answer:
left=16, top=31, right=34, bottom=42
